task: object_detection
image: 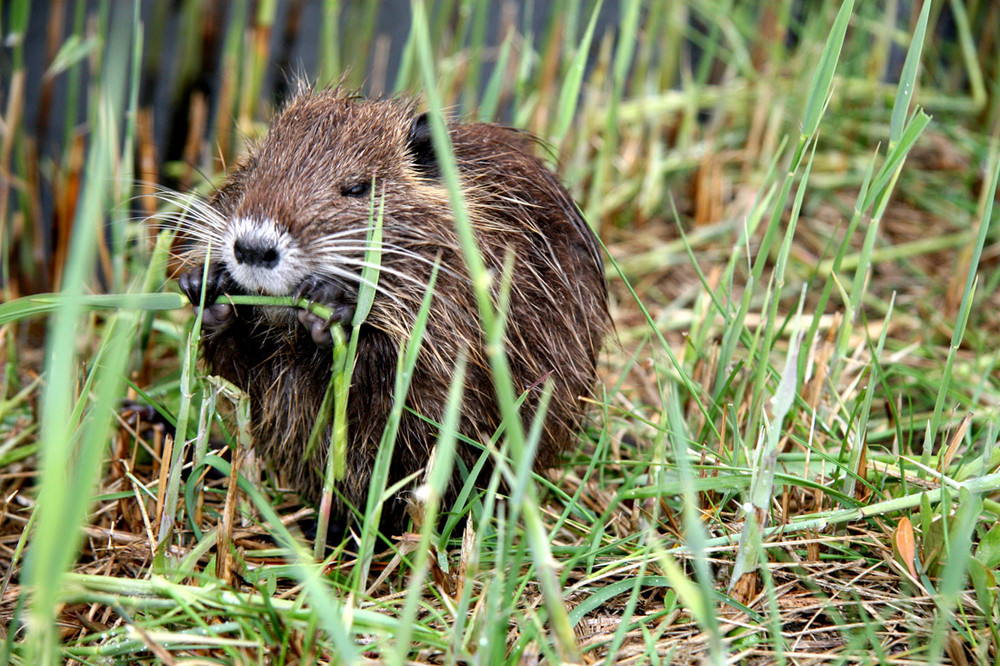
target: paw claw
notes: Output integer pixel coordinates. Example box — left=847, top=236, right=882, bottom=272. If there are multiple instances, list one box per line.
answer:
left=178, top=264, right=238, bottom=329
left=295, top=277, right=356, bottom=346
left=298, top=308, right=335, bottom=346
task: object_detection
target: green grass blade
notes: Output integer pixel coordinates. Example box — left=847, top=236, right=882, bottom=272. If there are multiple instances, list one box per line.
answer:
left=801, top=0, right=854, bottom=139
left=0, top=293, right=184, bottom=326
left=889, top=0, right=931, bottom=145
left=24, top=22, right=135, bottom=654
left=389, top=355, right=466, bottom=665
left=550, top=0, right=604, bottom=151
left=926, top=144, right=1000, bottom=451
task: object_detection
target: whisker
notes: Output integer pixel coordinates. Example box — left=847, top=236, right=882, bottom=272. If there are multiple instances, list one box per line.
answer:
left=311, top=242, right=462, bottom=278
left=324, top=260, right=433, bottom=291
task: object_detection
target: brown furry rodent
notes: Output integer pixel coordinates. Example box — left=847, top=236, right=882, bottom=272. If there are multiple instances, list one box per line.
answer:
left=174, top=89, right=609, bottom=531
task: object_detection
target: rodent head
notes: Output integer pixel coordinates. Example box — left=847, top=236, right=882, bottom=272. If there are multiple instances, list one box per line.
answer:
left=191, top=93, right=449, bottom=308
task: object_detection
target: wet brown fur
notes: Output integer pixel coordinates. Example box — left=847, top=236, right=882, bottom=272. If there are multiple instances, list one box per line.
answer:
left=174, top=89, right=609, bottom=529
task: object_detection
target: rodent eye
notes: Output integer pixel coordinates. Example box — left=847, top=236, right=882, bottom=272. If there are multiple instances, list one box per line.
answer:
left=341, top=181, right=371, bottom=198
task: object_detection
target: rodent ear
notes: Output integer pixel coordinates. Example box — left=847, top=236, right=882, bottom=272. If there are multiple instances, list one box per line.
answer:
left=407, top=113, right=440, bottom=179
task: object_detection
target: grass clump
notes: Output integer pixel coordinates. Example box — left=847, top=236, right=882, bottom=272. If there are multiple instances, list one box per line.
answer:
left=2, top=0, right=1000, bottom=663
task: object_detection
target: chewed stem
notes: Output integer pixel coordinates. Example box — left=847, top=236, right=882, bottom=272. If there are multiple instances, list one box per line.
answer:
left=216, top=294, right=332, bottom=320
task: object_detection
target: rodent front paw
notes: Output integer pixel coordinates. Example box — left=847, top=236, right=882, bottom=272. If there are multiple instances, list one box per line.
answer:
left=295, top=277, right=357, bottom=347
left=179, top=265, right=238, bottom=329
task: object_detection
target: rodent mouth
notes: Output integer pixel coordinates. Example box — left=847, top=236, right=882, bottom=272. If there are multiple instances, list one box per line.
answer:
left=226, top=263, right=304, bottom=298
left=259, top=304, right=302, bottom=326
left=238, top=274, right=358, bottom=333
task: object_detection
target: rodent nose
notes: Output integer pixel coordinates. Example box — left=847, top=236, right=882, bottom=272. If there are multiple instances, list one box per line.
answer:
left=233, top=238, right=280, bottom=268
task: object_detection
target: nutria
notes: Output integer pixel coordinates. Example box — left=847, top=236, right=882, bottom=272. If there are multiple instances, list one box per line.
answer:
left=173, top=89, right=609, bottom=531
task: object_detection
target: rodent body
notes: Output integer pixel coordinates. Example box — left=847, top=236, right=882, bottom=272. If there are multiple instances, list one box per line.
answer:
left=176, top=89, right=609, bottom=530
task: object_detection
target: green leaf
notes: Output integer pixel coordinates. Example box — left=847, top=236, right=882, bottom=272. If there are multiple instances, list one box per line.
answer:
left=0, top=292, right=185, bottom=326
left=801, top=0, right=854, bottom=137
left=975, top=521, right=1000, bottom=569
left=968, top=559, right=997, bottom=618
left=45, top=35, right=102, bottom=80
left=889, top=0, right=931, bottom=144
left=551, top=0, right=604, bottom=149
